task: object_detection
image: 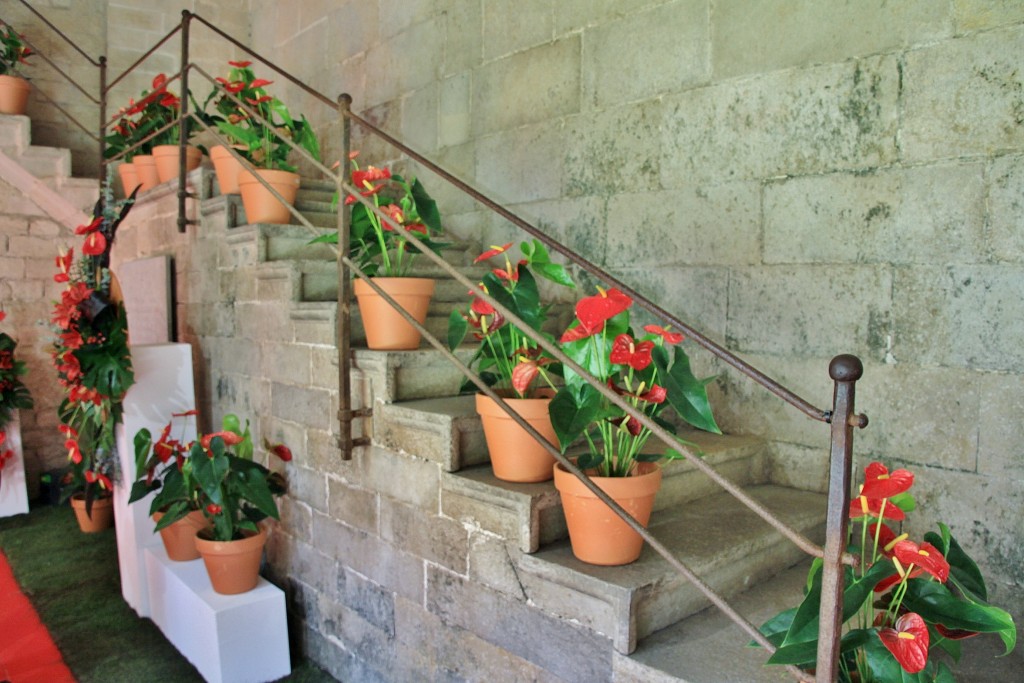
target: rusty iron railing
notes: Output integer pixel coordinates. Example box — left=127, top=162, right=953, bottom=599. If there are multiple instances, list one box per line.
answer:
left=10, top=6, right=870, bottom=681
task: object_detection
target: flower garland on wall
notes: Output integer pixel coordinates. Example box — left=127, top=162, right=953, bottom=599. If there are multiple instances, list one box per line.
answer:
left=51, top=183, right=138, bottom=507
left=0, top=310, right=34, bottom=488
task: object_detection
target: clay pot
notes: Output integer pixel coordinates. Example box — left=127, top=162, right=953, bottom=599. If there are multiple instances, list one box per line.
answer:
left=132, top=154, right=160, bottom=191
left=153, top=509, right=208, bottom=561
left=237, top=168, right=300, bottom=224
left=476, top=392, right=557, bottom=483
left=152, top=144, right=203, bottom=183
left=117, top=161, right=141, bottom=197
left=209, top=145, right=245, bottom=195
left=0, top=75, right=30, bottom=115
left=70, top=493, right=115, bottom=533
left=353, top=277, right=435, bottom=350
left=553, top=461, right=662, bottom=566
left=195, top=525, right=267, bottom=595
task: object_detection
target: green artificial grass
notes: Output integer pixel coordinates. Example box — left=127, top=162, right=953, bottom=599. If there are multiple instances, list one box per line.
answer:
left=0, top=504, right=336, bottom=683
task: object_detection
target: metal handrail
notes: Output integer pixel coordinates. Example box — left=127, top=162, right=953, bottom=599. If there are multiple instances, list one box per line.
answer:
left=10, top=5, right=865, bottom=680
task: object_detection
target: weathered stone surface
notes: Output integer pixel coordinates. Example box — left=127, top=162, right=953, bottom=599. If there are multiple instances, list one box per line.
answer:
left=426, top=565, right=615, bottom=683
left=607, top=182, right=760, bottom=267
left=358, top=445, right=440, bottom=510
left=475, top=120, right=567, bottom=204
left=765, top=163, right=986, bottom=265
left=363, top=16, right=443, bottom=107
left=327, top=476, right=379, bottom=532
left=501, top=195, right=608, bottom=268
left=326, top=0, right=379, bottom=61
left=977, top=372, right=1024, bottom=479
left=441, top=0, right=482, bottom=77
left=893, top=265, right=1024, bottom=372
left=380, top=497, right=469, bottom=573
left=902, top=25, right=1024, bottom=161
left=661, top=55, right=900, bottom=185
left=608, top=265, right=730, bottom=342
left=554, top=0, right=663, bottom=35
left=287, top=465, right=329, bottom=512
left=988, top=153, right=1024, bottom=263
left=338, top=567, right=395, bottom=636
left=713, top=0, right=949, bottom=79
left=375, top=396, right=487, bottom=471
left=955, top=0, right=1024, bottom=31
left=483, top=0, right=553, bottom=60
left=467, top=534, right=527, bottom=599
left=472, top=36, right=581, bottom=137
left=271, top=382, right=334, bottom=430
left=727, top=266, right=893, bottom=359
left=400, top=84, right=439, bottom=154
left=583, top=1, right=709, bottom=108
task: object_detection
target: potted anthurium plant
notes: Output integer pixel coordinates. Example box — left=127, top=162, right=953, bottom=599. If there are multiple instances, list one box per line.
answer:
left=140, top=74, right=204, bottom=184
left=132, top=412, right=291, bottom=594
left=0, top=20, right=32, bottom=115
left=313, top=151, right=445, bottom=349
left=447, top=240, right=574, bottom=482
left=759, top=461, right=1017, bottom=682
left=51, top=183, right=137, bottom=532
left=207, top=60, right=320, bottom=223
left=549, top=286, right=721, bottom=565
left=0, top=310, right=33, bottom=502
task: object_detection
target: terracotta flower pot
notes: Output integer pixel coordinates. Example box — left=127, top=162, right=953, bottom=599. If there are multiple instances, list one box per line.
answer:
left=553, top=461, right=662, bottom=566
left=195, top=525, right=267, bottom=595
left=353, top=277, right=435, bottom=350
left=153, top=509, right=208, bottom=561
left=0, top=75, right=30, bottom=115
left=476, top=392, right=557, bottom=483
left=209, top=144, right=245, bottom=195
left=117, top=161, right=141, bottom=197
left=152, top=144, right=203, bottom=184
left=237, top=168, right=300, bottom=224
left=132, top=154, right=160, bottom=192
left=70, top=493, right=115, bottom=533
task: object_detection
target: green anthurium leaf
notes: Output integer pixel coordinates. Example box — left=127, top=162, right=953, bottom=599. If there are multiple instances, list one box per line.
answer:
left=933, top=661, right=956, bottom=683
left=550, top=383, right=614, bottom=452
left=755, top=607, right=798, bottom=648
left=222, top=414, right=242, bottom=434
left=931, top=623, right=962, bottom=662
left=889, top=491, right=916, bottom=513
left=448, top=309, right=468, bottom=351
left=308, top=232, right=338, bottom=244
left=227, top=456, right=279, bottom=519
left=767, top=628, right=873, bottom=668
left=576, top=450, right=603, bottom=470
left=652, top=345, right=721, bottom=434
left=152, top=500, right=191, bottom=531
left=133, top=428, right=152, bottom=475
left=484, top=268, right=544, bottom=331
left=901, top=579, right=1015, bottom=654
left=924, top=524, right=987, bottom=602
left=128, top=478, right=157, bottom=505
left=410, top=178, right=441, bottom=233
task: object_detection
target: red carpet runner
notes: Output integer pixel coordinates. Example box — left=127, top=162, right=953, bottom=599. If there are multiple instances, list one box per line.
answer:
left=0, top=549, right=76, bottom=683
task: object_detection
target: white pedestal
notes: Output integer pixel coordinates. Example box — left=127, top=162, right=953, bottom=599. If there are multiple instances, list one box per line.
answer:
left=114, top=343, right=198, bottom=618
left=145, top=545, right=291, bottom=683
left=0, top=412, right=29, bottom=518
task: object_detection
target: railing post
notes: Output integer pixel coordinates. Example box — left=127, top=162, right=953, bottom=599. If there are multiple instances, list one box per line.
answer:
left=336, top=93, right=362, bottom=459
left=816, top=354, right=867, bottom=683
left=177, top=10, right=192, bottom=233
left=98, top=55, right=106, bottom=193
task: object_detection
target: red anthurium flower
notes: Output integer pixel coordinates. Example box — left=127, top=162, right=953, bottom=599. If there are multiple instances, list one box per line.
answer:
left=849, top=494, right=906, bottom=521
left=206, top=503, right=223, bottom=515
left=935, top=624, right=980, bottom=641
left=643, top=324, right=685, bottom=344
left=58, top=425, right=77, bottom=439
left=97, top=473, right=113, bottom=490
left=860, top=462, right=914, bottom=499
left=159, top=92, right=179, bottom=108
left=65, top=439, right=82, bottom=464
left=867, top=522, right=906, bottom=558
left=82, top=231, right=107, bottom=256
left=263, top=439, right=293, bottom=462
left=510, top=358, right=553, bottom=396
left=151, top=73, right=168, bottom=91
left=610, top=334, right=654, bottom=370
left=878, top=612, right=929, bottom=673
left=575, top=287, right=632, bottom=334
left=612, top=415, right=643, bottom=436
left=54, top=248, right=74, bottom=283
left=171, top=409, right=199, bottom=417
left=383, top=203, right=404, bottom=225
left=74, top=216, right=102, bottom=235
left=892, top=540, right=950, bottom=583
left=405, top=222, right=427, bottom=235
left=154, top=441, right=175, bottom=464
left=0, top=432, right=5, bottom=447
left=200, top=431, right=244, bottom=451
left=249, top=78, right=273, bottom=89
left=0, top=311, right=4, bottom=323
left=474, top=243, right=513, bottom=263
left=639, top=384, right=667, bottom=404
left=246, top=95, right=273, bottom=105
left=352, top=165, right=391, bottom=189
left=228, top=60, right=252, bottom=68
left=84, top=469, right=97, bottom=483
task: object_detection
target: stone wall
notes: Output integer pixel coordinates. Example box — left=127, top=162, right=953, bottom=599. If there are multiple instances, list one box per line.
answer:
left=248, top=0, right=1024, bottom=624
left=3, top=0, right=249, bottom=177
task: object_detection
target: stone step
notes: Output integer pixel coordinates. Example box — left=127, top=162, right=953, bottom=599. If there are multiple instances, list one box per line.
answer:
left=375, top=394, right=488, bottom=472
left=440, top=428, right=772, bottom=553
left=515, top=484, right=826, bottom=655
left=614, top=561, right=809, bottom=683
left=0, top=114, right=30, bottom=155
left=299, top=260, right=490, bottom=303
left=17, top=145, right=72, bottom=179
left=50, top=176, right=100, bottom=213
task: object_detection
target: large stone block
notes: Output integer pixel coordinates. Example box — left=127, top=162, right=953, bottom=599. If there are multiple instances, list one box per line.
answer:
left=893, top=265, right=1024, bottom=372
left=338, top=566, right=395, bottom=636
left=401, top=84, right=438, bottom=154
left=312, top=511, right=425, bottom=602
left=563, top=99, right=665, bottom=197
left=358, top=445, right=440, bottom=510
left=380, top=497, right=469, bottom=573
left=988, top=153, right=1024, bottom=263
left=426, top=565, right=614, bottom=683
left=955, top=0, right=1024, bottom=33
left=606, top=182, right=760, bottom=267
left=713, top=0, right=949, bottom=79
left=902, top=25, right=1024, bottom=161
left=271, top=382, right=334, bottom=430
left=475, top=120, right=567, bottom=204
left=727, top=265, right=893, bottom=359
left=661, top=55, right=900, bottom=185
left=765, top=163, right=986, bottom=265
left=326, top=0, right=379, bottom=62
left=583, top=1, right=709, bottom=109
left=327, top=476, right=378, bottom=533
left=363, top=17, right=443, bottom=107
left=977, top=372, right=1024, bottom=479
left=483, top=0, right=553, bottom=60
left=261, top=341, right=312, bottom=384
left=472, top=36, right=581, bottom=137
left=287, top=465, right=328, bottom=512
left=441, top=0, right=482, bottom=77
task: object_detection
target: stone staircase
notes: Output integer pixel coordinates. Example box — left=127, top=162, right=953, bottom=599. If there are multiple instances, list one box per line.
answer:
left=187, top=167, right=827, bottom=682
